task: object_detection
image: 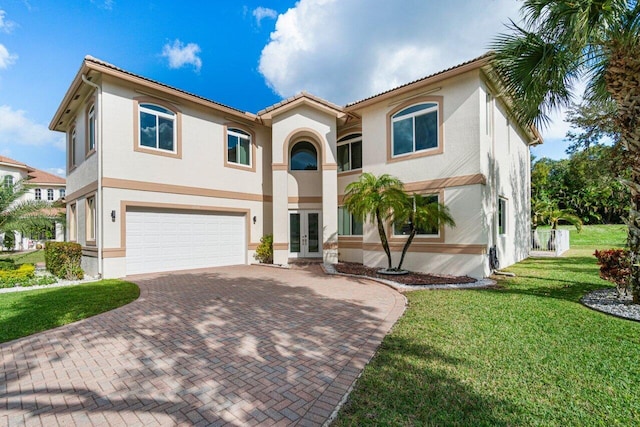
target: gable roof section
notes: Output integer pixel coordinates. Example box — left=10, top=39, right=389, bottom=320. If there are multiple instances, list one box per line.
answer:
left=50, top=56, right=257, bottom=131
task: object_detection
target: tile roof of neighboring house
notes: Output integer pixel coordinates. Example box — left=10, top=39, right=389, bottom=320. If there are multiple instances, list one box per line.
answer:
left=0, top=155, right=32, bottom=171
left=345, top=52, right=494, bottom=108
left=83, top=56, right=251, bottom=117
left=28, top=169, right=66, bottom=185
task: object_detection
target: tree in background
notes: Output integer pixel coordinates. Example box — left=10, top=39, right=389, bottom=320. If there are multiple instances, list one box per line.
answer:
left=0, top=182, right=51, bottom=249
left=491, top=0, right=640, bottom=301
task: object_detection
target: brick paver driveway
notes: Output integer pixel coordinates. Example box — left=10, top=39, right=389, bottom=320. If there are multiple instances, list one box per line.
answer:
left=0, top=265, right=405, bottom=426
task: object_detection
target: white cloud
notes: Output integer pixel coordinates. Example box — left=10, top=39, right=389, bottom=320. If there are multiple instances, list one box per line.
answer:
left=161, top=39, right=202, bottom=72
left=91, top=0, right=114, bottom=11
left=0, top=105, right=65, bottom=150
left=0, top=44, right=17, bottom=69
left=47, top=167, right=66, bottom=177
left=0, top=9, right=17, bottom=33
left=253, top=6, right=278, bottom=26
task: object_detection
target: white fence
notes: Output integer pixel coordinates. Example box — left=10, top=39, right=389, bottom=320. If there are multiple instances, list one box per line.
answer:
left=531, top=229, right=570, bottom=256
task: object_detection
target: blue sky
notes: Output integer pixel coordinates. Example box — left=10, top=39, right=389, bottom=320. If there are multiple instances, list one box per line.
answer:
left=0, top=0, right=573, bottom=176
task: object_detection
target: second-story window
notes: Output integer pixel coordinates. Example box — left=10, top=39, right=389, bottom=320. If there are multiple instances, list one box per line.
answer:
left=337, top=133, right=362, bottom=172
left=87, top=104, right=96, bottom=153
left=35, top=188, right=42, bottom=200
left=47, top=189, right=54, bottom=201
left=391, top=102, right=439, bottom=157
left=60, top=189, right=65, bottom=198
left=139, top=103, right=176, bottom=153
left=227, top=128, right=251, bottom=167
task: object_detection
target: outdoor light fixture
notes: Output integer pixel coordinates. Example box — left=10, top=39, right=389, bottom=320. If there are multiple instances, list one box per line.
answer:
left=111, top=210, right=116, bottom=222
left=253, top=216, right=257, bottom=224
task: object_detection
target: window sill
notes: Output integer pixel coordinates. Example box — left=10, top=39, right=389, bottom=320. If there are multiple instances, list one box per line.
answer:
left=85, top=149, right=96, bottom=160
left=134, top=145, right=181, bottom=159
left=387, top=146, right=443, bottom=163
left=224, top=160, right=256, bottom=173
left=337, top=169, right=363, bottom=177
left=85, top=240, right=96, bottom=247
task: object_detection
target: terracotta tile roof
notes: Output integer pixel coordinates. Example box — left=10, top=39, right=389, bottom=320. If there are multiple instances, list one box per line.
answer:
left=27, top=169, right=65, bottom=185
left=257, top=91, right=344, bottom=116
left=346, top=52, right=493, bottom=108
left=0, top=155, right=32, bottom=170
left=84, top=56, right=251, bottom=117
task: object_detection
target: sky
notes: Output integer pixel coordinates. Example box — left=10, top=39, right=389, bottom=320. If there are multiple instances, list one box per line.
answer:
left=0, top=0, right=575, bottom=177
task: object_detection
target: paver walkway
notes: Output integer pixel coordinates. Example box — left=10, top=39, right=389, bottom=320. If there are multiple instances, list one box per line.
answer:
left=0, top=265, right=405, bottom=426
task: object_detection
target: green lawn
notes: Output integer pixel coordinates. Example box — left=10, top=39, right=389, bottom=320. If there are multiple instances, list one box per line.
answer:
left=0, top=280, right=139, bottom=343
left=0, top=249, right=45, bottom=265
left=336, top=225, right=639, bottom=426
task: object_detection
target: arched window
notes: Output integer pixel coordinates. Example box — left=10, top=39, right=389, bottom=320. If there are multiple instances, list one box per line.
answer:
left=391, top=102, right=439, bottom=157
left=290, top=141, right=318, bottom=171
left=139, top=103, right=176, bottom=152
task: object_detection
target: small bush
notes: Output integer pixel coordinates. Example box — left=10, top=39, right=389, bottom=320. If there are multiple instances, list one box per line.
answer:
left=3, top=233, right=15, bottom=251
left=594, top=249, right=630, bottom=296
left=0, top=258, right=17, bottom=271
left=0, top=264, right=36, bottom=288
left=254, top=234, right=273, bottom=264
left=44, top=241, right=84, bottom=280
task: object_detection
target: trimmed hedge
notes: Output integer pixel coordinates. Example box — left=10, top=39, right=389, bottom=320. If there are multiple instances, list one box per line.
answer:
left=0, top=258, right=17, bottom=271
left=44, top=242, right=84, bottom=280
left=0, top=264, right=36, bottom=287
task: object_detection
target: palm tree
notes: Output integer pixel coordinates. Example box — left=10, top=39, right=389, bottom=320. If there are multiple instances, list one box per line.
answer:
left=0, top=181, right=51, bottom=249
left=343, top=173, right=406, bottom=270
left=491, top=0, right=640, bottom=301
left=394, top=194, right=456, bottom=271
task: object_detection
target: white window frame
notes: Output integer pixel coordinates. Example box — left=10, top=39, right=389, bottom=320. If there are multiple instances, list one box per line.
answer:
left=498, top=197, right=507, bottom=235
left=338, top=207, right=363, bottom=236
left=337, top=134, right=363, bottom=172
left=138, top=103, right=177, bottom=153
left=88, top=104, right=96, bottom=154
left=227, top=128, right=252, bottom=167
left=47, top=189, right=54, bottom=201
left=35, top=188, right=41, bottom=200
left=86, top=196, right=96, bottom=242
left=60, top=189, right=65, bottom=198
left=3, top=175, right=13, bottom=189
left=391, top=102, right=439, bottom=158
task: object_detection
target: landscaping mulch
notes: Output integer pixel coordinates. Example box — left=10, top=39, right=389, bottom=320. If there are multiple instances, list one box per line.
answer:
left=334, top=262, right=476, bottom=285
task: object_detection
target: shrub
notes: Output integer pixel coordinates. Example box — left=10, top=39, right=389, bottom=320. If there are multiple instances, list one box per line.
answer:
left=3, top=233, right=15, bottom=251
left=0, top=258, right=17, bottom=271
left=254, top=234, right=273, bottom=264
left=0, top=264, right=35, bottom=288
left=594, top=249, right=630, bottom=296
left=44, top=241, right=84, bottom=280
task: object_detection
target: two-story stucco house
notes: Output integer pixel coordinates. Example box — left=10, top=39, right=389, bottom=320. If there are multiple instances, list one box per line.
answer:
left=0, top=155, right=66, bottom=249
left=50, top=54, right=539, bottom=279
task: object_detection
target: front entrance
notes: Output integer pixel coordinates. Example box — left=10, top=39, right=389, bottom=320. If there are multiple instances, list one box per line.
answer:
left=289, top=210, right=322, bottom=258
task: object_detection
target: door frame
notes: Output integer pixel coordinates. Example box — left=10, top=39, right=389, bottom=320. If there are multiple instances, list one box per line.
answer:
left=288, top=210, right=322, bottom=258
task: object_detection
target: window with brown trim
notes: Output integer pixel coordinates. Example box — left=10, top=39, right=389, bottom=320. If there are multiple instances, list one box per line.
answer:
left=337, top=133, right=362, bottom=172
left=86, top=196, right=96, bottom=242
left=393, top=194, right=440, bottom=236
left=391, top=103, right=439, bottom=157
left=87, top=104, right=96, bottom=155
left=69, top=127, right=77, bottom=169
left=69, top=203, right=77, bottom=241
left=138, top=103, right=176, bottom=153
left=227, top=128, right=251, bottom=166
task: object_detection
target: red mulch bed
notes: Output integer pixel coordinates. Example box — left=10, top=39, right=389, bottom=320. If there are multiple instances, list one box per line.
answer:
left=334, top=262, right=476, bottom=285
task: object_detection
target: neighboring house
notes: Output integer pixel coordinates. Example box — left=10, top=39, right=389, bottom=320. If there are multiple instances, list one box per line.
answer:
left=0, top=155, right=66, bottom=250
left=50, top=54, right=540, bottom=278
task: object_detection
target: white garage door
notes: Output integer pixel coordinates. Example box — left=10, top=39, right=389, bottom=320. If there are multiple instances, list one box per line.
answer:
left=126, top=209, right=246, bottom=275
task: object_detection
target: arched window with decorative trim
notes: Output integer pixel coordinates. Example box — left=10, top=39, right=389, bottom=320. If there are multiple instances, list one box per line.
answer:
left=290, top=141, right=318, bottom=171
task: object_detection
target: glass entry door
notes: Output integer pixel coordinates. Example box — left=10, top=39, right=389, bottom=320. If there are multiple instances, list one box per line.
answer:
left=289, top=210, right=322, bottom=258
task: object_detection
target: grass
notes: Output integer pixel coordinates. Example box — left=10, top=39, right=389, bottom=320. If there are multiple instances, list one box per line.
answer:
left=0, top=249, right=45, bottom=265
left=335, top=225, right=640, bottom=426
left=0, top=280, right=139, bottom=343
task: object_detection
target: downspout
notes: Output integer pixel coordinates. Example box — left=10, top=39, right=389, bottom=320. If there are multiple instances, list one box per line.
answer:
left=81, top=74, right=103, bottom=278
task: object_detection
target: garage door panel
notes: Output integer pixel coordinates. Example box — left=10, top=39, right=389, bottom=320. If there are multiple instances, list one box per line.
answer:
left=126, top=210, right=246, bottom=275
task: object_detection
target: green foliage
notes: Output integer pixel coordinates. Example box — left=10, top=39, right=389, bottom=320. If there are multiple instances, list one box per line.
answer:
left=0, top=280, right=139, bottom=343
left=533, top=200, right=582, bottom=231
left=594, top=249, right=630, bottom=295
left=254, top=234, right=273, bottom=264
left=0, top=180, right=52, bottom=236
left=344, top=173, right=406, bottom=270
left=531, top=145, right=628, bottom=224
left=0, top=258, right=16, bottom=270
left=0, top=264, right=35, bottom=288
left=2, top=232, right=15, bottom=251
left=44, top=241, right=84, bottom=280
left=0, top=249, right=45, bottom=265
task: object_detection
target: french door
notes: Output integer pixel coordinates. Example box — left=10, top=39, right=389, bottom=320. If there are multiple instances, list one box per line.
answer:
left=289, top=210, right=322, bottom=258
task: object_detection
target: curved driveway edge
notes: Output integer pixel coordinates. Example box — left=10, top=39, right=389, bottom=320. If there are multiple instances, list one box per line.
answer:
left=0, top=265, right=405, bottom=426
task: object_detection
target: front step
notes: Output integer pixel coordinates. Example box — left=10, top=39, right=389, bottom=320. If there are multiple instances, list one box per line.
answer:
left=288, top=258, right=324, bottom=269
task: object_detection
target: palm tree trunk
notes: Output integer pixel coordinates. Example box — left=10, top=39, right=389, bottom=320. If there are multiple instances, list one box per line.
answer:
left=375, top=209, right=393, bottom=269
left=605, top=45, right=640, bottom=303
left=397, top=228, right=416, bottom=271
